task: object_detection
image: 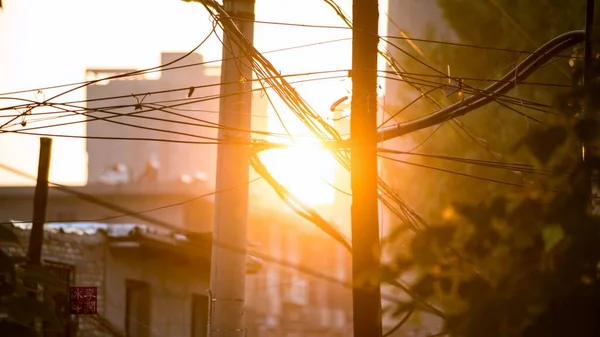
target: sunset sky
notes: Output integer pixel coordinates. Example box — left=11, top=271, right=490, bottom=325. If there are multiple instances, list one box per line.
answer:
left=0, top=0, right=388, bottom=204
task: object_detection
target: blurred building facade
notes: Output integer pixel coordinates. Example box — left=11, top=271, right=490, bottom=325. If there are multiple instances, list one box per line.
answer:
left=0, top=50, right=352, bottom=337
left=84, top=52, right=269, bottom=189
left=0, top=189, right=352, bottom=337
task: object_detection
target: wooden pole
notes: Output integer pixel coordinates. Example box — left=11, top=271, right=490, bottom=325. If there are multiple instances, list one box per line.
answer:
left=350, top=0, right=383, bottom=336
left=583, top=0, right=598, bottom=214
left=27, top=137, right=52, bottom=267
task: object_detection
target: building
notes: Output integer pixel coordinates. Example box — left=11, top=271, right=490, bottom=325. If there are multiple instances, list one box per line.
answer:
left=0, top=184, right=353, bottom=337
left=3, top=221, right=212, bottom=337
left=84, top=52, right=269, bottom=189
left=246, top=209, right=352, bottom=337
left=0, top=47, right=354, bottom=337
left=85, top=52, right=221, bottom=187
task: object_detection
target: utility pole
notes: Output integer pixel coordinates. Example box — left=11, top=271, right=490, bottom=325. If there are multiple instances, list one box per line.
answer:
left=27, top=136, right=52, bottom=326
left=27, top=137, right=52, bottom=267
left=350, top=0, right=382, bottom=336
left=583, top=0, right=598, bottom=213
left=209, top=0, right=255, bottom=336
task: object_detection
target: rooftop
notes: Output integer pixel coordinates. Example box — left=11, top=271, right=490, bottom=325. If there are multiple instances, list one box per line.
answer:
left=0, top=181, right=214, bottom=200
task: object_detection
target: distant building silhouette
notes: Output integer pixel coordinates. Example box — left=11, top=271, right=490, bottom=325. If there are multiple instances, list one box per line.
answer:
left=85, top=52, right=221, bottom=188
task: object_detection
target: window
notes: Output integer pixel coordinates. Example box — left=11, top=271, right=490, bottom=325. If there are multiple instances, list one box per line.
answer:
left=191, top=294, right=209, bottom=337
left=43, top=261, right=76, bottom=337
left=125, top=280, right=151, bottom=337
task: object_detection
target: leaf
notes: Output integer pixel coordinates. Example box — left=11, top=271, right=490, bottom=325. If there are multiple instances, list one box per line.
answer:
left=0, top=223, right=19, bottom=244
left=411, top=274, right=435, bottom=298
left=6, top=296, right=61, bottom=330
left=488, top=197, right=507, bottom=219
left=411, top=233, right=439, bottom=267
left=187, top=86, right=195, bottom=98
left=458, top=276, right=490, bottom=301
left=411, top=226, right=456, bottom=266
left=0, top=250, right=16, bottom=296
left=555, top=90, right=584, bottom=117
left=391, top=301, right=415, bottom=318
left=542, top=225, right=565, bottom=252
left=20, top=266, right=66, bottom=293
left=0, top=320, right=40, bottom=337
left=515, top=126, right=569, bottom=164
left=455, top=202, right=494, bottom=229
left=573, top=118, right=600, bottom=143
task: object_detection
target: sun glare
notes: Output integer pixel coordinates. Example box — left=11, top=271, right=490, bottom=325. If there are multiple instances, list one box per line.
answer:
left=259, top=143, right=337, bottom=206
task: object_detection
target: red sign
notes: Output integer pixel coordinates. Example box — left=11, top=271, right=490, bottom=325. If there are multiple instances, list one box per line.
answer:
left=69, top=286, right=97, bottom=315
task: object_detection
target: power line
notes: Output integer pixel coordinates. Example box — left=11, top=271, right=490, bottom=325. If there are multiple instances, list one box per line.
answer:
left=379, top=69, right=571, bottom=88
left=378, top=75, right=556, bottom=123
left=230, top=14, right=584, bottom=62
left=0, top=38, right=352, bottom=98
left=378, top=148, right=553, bottom=175
left=381, top=5, right=532, bottom=178
left=378, top=155, right=526, bottom=188
left=4, top=101, right=324, bottom=141
left=191, top=0, right=430, bottom=236
left=1, top=74, right=348, bottom=139
left=0, top=70, right=349, bottom=113
left=0, top=161, right=407, bottom=306
left=377, top=30, right=586, bottom=143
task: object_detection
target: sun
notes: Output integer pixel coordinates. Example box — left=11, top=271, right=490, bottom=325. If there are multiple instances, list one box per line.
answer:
left=259, top=142, right=337, bottom=206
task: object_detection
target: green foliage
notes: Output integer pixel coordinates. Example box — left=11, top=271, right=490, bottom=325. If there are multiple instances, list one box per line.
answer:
left=0, top=223, right=66, bottom=337
left=385, top=54, right=600, bottom=336
left=383, top=0, right=588, bottom=225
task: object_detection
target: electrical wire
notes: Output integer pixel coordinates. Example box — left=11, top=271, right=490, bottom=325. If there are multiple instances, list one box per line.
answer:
left=0, top=38, right=353, bottom=98
left=1, top=74, right=349, bottom=141
left=250, top=152, right=352, bottom=252
left=321, top=0, right=543, bottom=231
left=0, top=161, right=405, bottom=305
left=378, top=148, right=548, bottom=174
left=377, top=30, right=586, bottom=142
left=221, top=15, right=583, bottom=61
left=378, top=155, right=525, bottom=188
left=380, top=9, right=543, bottom=177
left=0, top=16, right=218, bottom=129
left=0, top=69, right=349, bottom=113
left=382, top=307, right=415, bottom=337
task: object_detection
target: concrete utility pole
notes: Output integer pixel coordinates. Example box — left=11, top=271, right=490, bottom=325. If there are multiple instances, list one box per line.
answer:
left=209, top=0, right=255, bottom=336
left=350, top=0, right=382, bottom=336
left=27, top=137, right=52, bottom=267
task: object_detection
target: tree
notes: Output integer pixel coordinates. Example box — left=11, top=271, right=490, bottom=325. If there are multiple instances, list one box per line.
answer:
left=382, top=0, right=587, bottom=225
left=383, top=8, right=600, bottom=336
left=0, top=223, right=65, bottom=337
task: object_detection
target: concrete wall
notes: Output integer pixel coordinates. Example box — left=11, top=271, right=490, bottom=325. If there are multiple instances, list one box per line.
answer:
left=104, top=247, right=210, bottom=337
left=246, top=210, right=353, bottom=337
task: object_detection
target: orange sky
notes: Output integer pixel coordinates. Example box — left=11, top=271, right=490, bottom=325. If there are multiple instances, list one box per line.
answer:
left=0, top=0, right=388, bottom=191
